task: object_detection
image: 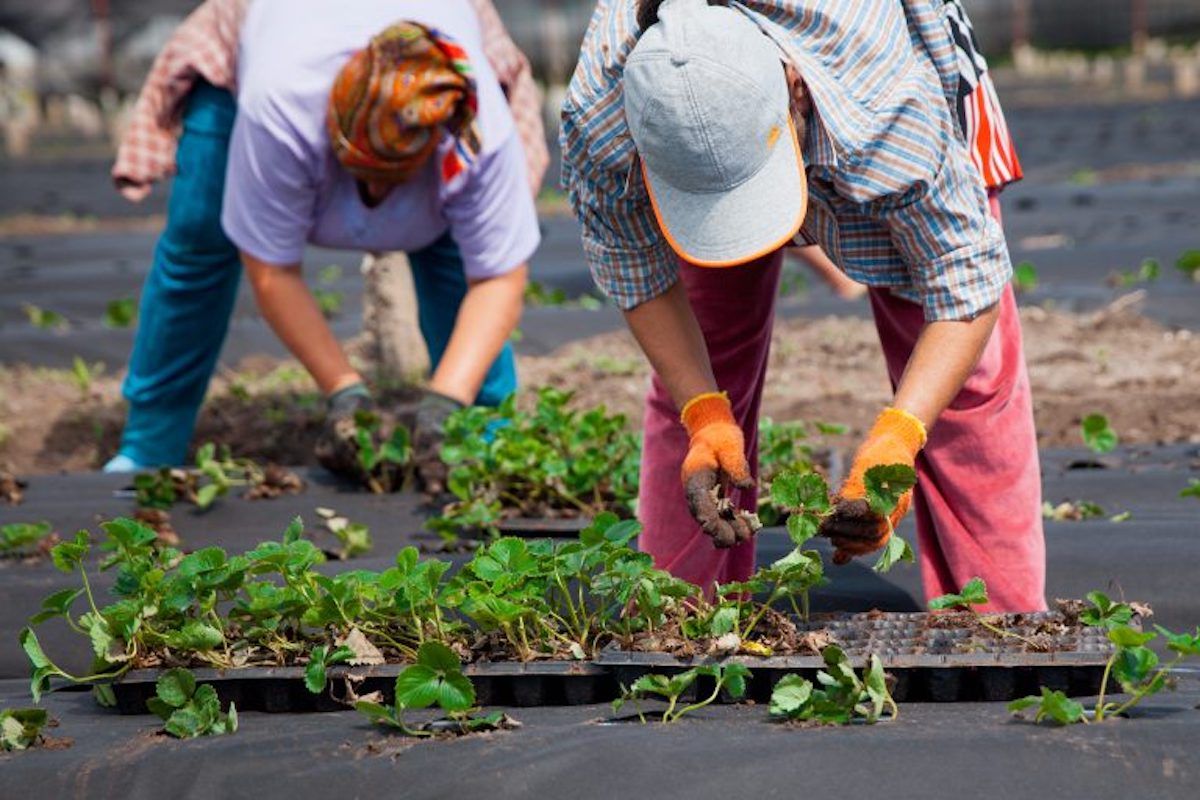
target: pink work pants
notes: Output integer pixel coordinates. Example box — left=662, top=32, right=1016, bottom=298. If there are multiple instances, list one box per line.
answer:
left=638, top=201, right=1047, bottom=612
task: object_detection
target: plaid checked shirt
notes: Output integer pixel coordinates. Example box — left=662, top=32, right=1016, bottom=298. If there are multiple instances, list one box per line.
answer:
left=561, top=0, right=1012, bottom=321
left=112, top=0, right=548, bottom=198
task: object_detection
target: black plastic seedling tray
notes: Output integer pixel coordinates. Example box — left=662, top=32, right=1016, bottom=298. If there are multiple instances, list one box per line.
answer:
left=103, top=611, right=1117, bottom=713
left=492, top=517, right=593, bottom=539
left=108, top=660, right=615, bottom=715
left=599, top=611, right=1119, bottom=703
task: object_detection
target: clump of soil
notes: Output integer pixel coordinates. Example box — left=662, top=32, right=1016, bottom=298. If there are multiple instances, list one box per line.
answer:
left=0, top=471, right=25, bottom=504
left=243, top=465, right=306, bottom=500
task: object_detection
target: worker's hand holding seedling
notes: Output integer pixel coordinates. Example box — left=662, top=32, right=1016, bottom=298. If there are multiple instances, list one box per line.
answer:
left=412, top=389, right=465, bottom=495
left=680, top=392, right=757, bottom=548
left=820, top=408, right=927, bottom=563
left=314, top=384, right=377, bottom=483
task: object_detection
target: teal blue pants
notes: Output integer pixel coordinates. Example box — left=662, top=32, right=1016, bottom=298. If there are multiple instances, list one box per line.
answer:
left=117, top=81, right=516, bottom=467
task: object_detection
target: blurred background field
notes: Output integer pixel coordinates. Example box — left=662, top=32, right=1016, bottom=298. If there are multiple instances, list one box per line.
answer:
left=1, top=1, right=1198, bottom=475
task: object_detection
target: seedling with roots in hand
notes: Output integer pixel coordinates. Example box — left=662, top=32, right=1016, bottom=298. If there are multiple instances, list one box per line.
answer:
left=769, top=463, right=917, bottom=574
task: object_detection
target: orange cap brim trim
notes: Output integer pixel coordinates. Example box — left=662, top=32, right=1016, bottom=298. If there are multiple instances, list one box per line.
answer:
left=643, top=118, right=807, bottom=269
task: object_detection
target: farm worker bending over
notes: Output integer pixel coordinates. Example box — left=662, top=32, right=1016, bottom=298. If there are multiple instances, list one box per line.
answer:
left=103, top=0, right=546, bottom=490
left=561, top=0, right=1044, bottom=612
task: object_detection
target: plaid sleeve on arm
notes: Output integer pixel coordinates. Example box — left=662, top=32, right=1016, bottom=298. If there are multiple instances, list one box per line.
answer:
left=859, top=70, right=1012, bottom=322
left=558, top=4, right=676, bottom=311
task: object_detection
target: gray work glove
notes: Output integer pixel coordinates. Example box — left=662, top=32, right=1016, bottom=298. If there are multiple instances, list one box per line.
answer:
left=412, top=389, right=465, bottom=495
left=314, top=383, right=375, bottom=482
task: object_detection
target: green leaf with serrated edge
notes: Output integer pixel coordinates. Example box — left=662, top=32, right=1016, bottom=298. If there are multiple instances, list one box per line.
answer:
left=863, top=655, right=889, bottom=721
left=415, top=641, right=462, bottom=673
left=146, top=697, right=173, bottom=721
left=873, top=534, right=914, bottom=573
left=29, top=588, right=84, bottom=625
left=355, top=700, right=400, bottom=728
left=720, top=663, right=751, bottom=699
left=1107, top=627, right=1156, bottom=648
left=709, top=606, right=738, bottom=637
left=20, top=628, right=64, bottom=703
left=1036, top=687, right=1085, bottom=725
left=156, top=668, right=196, bottom=708
left=863, top=464, right=917, bottom=517
left=1154, top=625, right=1200, bottom=656
left=785, top=513, right=820, bottom=548
left=282, top=516, right=305, bottom=544
left=1080, top=414, right=1118, bottom=454
left=769, top=674, right=813, bottom=716
left=164, top=620, right=224, bottom=652
left=930, top=577, right=988, bottom=610
left=1007, top=695, right=1041, bottom=714
left=164, top=707, right=204, bottom=739
left=50, top=531, right=89, bottom=573
left=394, top=665, right=440, bottom=710
left=771, top=471, right=830, bottom=513
left=1111, top=646, right=1159, bottom=693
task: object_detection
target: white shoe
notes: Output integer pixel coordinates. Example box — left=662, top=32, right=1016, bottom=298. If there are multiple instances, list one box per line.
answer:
left=102, top=454, right=146, bottom=473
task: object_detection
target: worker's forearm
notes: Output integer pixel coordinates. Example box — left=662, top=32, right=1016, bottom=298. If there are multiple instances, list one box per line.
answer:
left=429, top=264, right=529, bottom=405
left=623, top=281, right=717, bottom=409
left=892, top=303, right=1001, bottom=430
left=241, top=253, right=362, bottom=395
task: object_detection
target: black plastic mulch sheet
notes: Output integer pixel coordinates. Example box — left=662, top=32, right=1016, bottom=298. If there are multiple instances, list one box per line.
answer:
left=2, top=676, right=1198, bottom=800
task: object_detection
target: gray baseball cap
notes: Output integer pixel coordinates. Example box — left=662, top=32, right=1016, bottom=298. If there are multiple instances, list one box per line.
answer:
left=624, top=0, right=806, bottom=266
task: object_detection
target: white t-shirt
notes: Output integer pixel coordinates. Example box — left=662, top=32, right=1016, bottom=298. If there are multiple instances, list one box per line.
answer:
left=221, top=0, right=539, bottom=279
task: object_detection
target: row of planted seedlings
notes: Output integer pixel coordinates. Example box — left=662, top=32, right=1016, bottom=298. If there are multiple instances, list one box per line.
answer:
left=14, top=455, right=1200, bottom=745
left=17, top=460, right=912, bottom=721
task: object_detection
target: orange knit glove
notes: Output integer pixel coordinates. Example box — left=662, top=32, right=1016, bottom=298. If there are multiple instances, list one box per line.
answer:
left=680, top=392, right=755, bottom=548
left=820, top=407, right=927, bottom=565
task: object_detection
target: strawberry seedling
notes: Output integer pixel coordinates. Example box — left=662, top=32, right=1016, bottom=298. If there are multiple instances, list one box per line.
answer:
left=769, top=463, right=917, bottom=574
left=103, top=298, right=137, bottom=328
left=314, top=508, right=373, bottom=559
left=1081, top=413, right=1118, bottom=454
left=612, top=663, right=751, bottom=724
left=1012, top=261, right=1039, bottom=293
left=1175, top=249, right=1200, bottom=282
left=929, top=577, right=1045, bottom=650
left=431, top=389, right=640, bottom=537
left=1, top=521, right=57, bottom=558
left=1042, top=500, right=1106, bottom=521
left=355, top=642, right=515, bottom=736
left=769, top=646, right=896, bottom=725
left=1, top=708, right=51, bottom=751
left=23, top=304, right=69, bottom=333
left=756, top=417, right=845, bottom=526
left=351, top=411, right=411, bottom=494
left=146, top=668, right=237, bottom=739
left=1181, top=479, right=1200, bottom=500
left=1009, top=592, right=1200, bottom=725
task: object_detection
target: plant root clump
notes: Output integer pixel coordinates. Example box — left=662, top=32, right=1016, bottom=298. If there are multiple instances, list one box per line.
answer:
left=244, top=465, right=305, bottom=500
left=0, top=471, right=26, bottom=505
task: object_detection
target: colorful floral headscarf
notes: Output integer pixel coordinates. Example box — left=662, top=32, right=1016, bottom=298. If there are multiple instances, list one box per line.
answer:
left=327, top=22, right=482, bottom=186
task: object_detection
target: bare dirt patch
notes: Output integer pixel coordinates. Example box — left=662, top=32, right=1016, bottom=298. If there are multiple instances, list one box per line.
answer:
left=1, top=307, right=1197, bottom=476
left=520, top=305, right=1200, bottom=449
